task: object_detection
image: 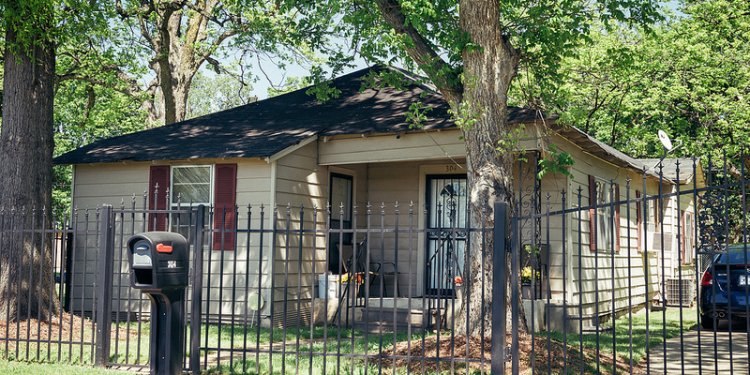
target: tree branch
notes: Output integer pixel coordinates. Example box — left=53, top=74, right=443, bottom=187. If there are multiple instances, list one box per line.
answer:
left=374, top=0, right=463, bottom=105
left=57, top=64, right=144, bottom=99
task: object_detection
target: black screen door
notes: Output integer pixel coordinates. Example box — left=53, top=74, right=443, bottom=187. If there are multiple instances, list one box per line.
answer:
left=329, top=173, right=353, bottom=273
left=425, top=175, right=467, bottom=296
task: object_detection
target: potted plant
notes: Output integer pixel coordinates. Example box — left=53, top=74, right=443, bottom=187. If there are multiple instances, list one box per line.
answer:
left=521, top=266, right=534, bottom=299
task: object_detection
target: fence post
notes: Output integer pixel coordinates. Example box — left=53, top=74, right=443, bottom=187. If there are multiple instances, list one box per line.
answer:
left=190, top=205, right=206, bottom=374
left=95, top=204, right=115, bottom=367
left=491, top=202, right=508, bottom=375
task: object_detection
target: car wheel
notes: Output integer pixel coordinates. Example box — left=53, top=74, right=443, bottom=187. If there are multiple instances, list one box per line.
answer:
left=701, top=314, right=715, bottom=330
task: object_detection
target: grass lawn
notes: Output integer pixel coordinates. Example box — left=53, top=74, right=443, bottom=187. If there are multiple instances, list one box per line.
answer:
left=0, top=307, right=697, bottom=374
left=0, top=360, right=129, bottom=374
left=201, top=324, right=438, bottom=374
left=544, top=306, right=698, bottom=373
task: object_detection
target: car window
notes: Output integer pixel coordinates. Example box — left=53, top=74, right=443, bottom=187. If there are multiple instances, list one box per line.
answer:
left=722, top=245, right=750, bottom=264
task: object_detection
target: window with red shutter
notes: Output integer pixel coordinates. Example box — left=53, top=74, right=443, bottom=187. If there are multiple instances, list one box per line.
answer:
left=589, top=176, right=615, bottom=252
left=588, top=175, right=596, bottom=252
left=148, top=166, right=170, bottom=231
left=636, top=190, right=643, bottom=252
left=614, top=183, right=621, bottom=253
left=213, top=164, right=237, bottom=251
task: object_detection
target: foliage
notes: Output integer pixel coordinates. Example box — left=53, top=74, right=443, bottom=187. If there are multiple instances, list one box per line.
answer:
left=107, top=0, right=341, bottom=124
left=186, top=71, right=256, bottom=119
left=266, top=76, right=312, bottom=97
left=521, top=265, right=533, bottom=284
left=52, top=80, right=148, bottom=217
left=544, top=0, right=750, bottom=164
left=538, top=144, right=574, bottom=179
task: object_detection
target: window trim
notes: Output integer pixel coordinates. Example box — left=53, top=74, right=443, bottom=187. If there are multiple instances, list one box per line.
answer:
left=595, top=178, right=614, bottom=252
left=589, top=176, right=618, bottom=253
left=636, top=190, right=643, bottom=252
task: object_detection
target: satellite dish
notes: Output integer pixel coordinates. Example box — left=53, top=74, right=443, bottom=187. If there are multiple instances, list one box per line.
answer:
left=658, top=130, right=673, bottom=151
left=247, top=292, right=265, bottom=311
left=247, top=292, right=265, bottom=327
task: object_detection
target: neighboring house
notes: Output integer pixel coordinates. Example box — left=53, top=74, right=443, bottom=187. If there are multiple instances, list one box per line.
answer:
left=55, top=66, right=703, bottom=331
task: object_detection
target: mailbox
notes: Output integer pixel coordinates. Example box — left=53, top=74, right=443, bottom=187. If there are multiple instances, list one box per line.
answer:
left=127, top=232, right=188, bottom=290
left=127, top=232, right=189, bottom=375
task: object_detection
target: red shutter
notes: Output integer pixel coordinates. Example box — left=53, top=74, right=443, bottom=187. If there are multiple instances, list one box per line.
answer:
left=589, top=175, right=596, bottom=252
left=614, top=183, right=621, bottom=253
left=213, top=164, right=237, bottom=251
left=148, top=166, right=170, bottom=231
left=636, top=190, right=643, bottom=252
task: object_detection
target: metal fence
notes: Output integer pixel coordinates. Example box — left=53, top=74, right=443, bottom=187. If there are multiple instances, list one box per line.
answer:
left=499, top=156, right=750, bottom=374
left=0, top=157, right=748, bottom=374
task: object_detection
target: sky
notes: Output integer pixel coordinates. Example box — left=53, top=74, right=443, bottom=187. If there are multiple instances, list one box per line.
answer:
left=247, top=52, right=369, bottom=100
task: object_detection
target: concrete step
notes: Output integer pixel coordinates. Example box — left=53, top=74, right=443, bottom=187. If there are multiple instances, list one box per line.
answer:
left=351, top=306, right=439, bottom=332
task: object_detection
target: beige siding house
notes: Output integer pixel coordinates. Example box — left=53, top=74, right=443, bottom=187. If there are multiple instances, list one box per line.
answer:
left=55, top=66, right=703, bottom=330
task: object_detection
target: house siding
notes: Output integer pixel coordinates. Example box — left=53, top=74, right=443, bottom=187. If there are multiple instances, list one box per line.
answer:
left=271, top=141, right=330, bottom=325
left=69, top=159, right=276, bottom=320
left=556, top=134, right=652, bottom=325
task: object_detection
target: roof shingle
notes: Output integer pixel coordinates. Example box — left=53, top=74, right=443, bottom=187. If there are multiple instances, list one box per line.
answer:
left=54, top=66, right=541, bottom=165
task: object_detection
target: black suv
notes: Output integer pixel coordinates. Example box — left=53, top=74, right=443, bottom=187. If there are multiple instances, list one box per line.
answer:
left=700, top=244, right=750, bottom=329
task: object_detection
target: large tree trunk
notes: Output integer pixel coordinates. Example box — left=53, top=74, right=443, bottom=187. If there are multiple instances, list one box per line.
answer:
left=0, top=23, right=59, bottom=321
left=151, top=4, right=207, bottom=124
left=453, top=0, right=520, bottom=337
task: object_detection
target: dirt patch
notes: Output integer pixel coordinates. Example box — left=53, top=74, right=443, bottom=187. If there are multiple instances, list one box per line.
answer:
left=0, top=313, right=139, bottom=351
left=379, top=333, right=641, bottom=374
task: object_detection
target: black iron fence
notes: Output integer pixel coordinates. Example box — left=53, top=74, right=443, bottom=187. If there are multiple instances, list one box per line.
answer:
left=0, top=158, right=748, bottom=374
left=499, top=156, right=750, bottom=374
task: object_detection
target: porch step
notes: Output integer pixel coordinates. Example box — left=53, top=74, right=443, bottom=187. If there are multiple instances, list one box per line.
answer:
left=352, top=306, right=436, bottom=332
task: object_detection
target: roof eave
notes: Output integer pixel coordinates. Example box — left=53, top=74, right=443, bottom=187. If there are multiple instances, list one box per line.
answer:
left=265, top=134, right=319, bottom=163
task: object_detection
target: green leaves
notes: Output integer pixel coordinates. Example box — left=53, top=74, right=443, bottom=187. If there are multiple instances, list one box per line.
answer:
left=546, top=0, right=750, bottom=166
left=537, top=144, right=574, bottom=179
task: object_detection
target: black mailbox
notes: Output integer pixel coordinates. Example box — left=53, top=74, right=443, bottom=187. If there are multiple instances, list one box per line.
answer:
left=127, top=232, right=189, bottom=290
left=127, top=232, right=189, bottom=375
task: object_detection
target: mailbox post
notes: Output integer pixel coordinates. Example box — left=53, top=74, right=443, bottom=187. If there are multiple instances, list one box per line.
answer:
left=127, top=232, right=189, bottom=375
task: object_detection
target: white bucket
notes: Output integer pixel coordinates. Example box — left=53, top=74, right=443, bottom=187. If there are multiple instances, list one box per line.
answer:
left=317, top=274, right=342, bottom=299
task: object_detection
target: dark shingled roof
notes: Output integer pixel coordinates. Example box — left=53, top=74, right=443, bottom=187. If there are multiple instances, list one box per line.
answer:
left=636, top=158, right=697, bottom=182
left=54, top=66, right=542, bottom=165
left=552, top=125, right=648, bottom=170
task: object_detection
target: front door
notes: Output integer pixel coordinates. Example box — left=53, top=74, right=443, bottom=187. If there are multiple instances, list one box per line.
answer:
left=329, top=173, right=353, bottom=274
left=425, top=175, right=468, bottom=296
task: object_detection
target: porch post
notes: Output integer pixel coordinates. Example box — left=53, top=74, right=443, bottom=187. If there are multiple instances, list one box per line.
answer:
left=491, top=202, right=508, bottom=374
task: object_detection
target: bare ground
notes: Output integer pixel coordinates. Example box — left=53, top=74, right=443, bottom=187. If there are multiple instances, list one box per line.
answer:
left=380, top=333, right=639, bottom=374
left=0, top=313, right=139, bottom=353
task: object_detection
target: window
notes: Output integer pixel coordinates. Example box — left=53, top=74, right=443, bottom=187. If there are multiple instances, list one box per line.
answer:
left=595, top=179, right=613, bottom=251
left=683, top=211, right=694, bottom=264
left=171, top=166, right=212, bottom=206
left=149, top=164, right=237, bottom=250
left=170, top=166, right=212, bottom=237
left=589, top=176, right=619, bottom=252
left=636, top=190, right=643, bottom=252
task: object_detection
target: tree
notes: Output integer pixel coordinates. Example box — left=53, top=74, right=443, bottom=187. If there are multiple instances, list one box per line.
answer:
left=111, top=0, right=329, bottom=124
left=186, top=70, right=256, bottom=119
left=302, top=0, right=662, bottom=336
left=0, top=0, right=59, bottom=320
left=550, top=0, right=750, bottom=164
left=52, top=77, right=150, bottom=217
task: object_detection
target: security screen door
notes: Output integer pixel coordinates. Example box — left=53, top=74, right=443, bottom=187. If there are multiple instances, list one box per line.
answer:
left=425, top=175, right=468, bottom=296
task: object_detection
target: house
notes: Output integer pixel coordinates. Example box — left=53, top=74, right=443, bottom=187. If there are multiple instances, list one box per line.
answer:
left=54, top=66, right=703, bottom=331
